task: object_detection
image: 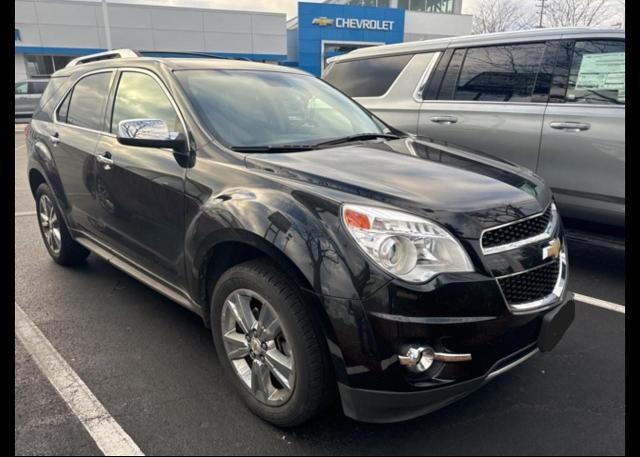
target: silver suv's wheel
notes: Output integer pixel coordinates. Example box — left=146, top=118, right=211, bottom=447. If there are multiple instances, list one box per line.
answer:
left=211, top=259, right=336, bottom=427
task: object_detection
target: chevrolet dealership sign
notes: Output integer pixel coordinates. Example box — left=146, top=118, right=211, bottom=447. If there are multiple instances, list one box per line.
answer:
left=312, top=16, right=394, bottom=31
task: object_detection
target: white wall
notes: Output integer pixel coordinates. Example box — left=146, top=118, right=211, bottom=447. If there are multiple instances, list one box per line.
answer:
left=403, top=10, right=472, bottom=41
left=15, top=54, right=27, bottom=82
left=15, top=0, right=287, bottom=56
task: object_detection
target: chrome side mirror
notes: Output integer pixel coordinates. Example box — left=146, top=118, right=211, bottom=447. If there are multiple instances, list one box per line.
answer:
left=117, top=119, right=186, bottom=152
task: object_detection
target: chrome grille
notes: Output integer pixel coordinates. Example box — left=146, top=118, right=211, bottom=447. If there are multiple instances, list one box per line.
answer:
left=482, top=206, right=552, bottom=250
left=498, top=260, right=560, bottom=305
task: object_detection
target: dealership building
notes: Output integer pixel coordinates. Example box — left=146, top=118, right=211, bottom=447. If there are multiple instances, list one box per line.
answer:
left=15, top=0, right=471, bottom=81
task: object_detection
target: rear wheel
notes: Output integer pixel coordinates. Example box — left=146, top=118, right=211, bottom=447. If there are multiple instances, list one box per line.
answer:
left=211, top=259, right=335, bottom=426
left=35, top=183, right=90, bottom=266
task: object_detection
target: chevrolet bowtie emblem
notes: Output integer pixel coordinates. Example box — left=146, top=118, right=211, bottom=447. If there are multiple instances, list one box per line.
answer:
left=542, top=238, right=561, bottom=260
left=312, top=16, right=334, bottom=26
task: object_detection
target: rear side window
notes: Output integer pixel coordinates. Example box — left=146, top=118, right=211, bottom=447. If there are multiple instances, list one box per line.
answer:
left=29, top=81, right=48, bottom=94
left=566, top=40, right=624, bottom=105
left=56, top=93, right=71, bottom=123
left=39, top=77, right=66, bottom=106
left=453, top=43, right=546, bottom=102
left=66, top=72, right=112, bottom=131
left=437, top=49, right=465, bottom=100
left=324, top=54, right=413, bottom=97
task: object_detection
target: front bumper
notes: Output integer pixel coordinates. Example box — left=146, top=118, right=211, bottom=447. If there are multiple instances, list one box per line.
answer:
left=338, top=296, right=574, bottom=423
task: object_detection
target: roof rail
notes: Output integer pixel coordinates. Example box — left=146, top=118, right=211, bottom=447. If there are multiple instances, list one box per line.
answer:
left=65, top=49, right=142, bottom=68
left=140, top=50, right=252, bottom=61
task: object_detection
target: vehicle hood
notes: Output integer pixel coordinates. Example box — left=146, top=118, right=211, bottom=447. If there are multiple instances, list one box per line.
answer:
left=244, top=137, right=552, bottom=237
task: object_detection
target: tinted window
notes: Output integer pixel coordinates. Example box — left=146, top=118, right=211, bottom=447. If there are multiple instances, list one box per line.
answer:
left=548, top=40, right=573, bottom=103
left=56, top=93, right=71, bottom=123
left=110, top=72, right=179, bottom=133
left=422, top=49, right=452, bottom=100
left=437, top=49, right=465, bottom=100
left=566, top=40, right=624, bottom=105
left=29, top=81, right=48, bottom=94
left=324, top=54, right=413, bottom=97
left=39, top=77, right=67, bottom=108
left=66, top=72, right=112, bottom=130
left=454, top=43, right=546, bottom=102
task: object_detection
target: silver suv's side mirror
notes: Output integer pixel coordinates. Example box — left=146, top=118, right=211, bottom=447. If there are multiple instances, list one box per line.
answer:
left=117, top=119, right=186, bottom=152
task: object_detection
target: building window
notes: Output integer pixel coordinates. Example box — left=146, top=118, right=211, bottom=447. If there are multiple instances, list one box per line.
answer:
left=425, top=0, right=454, bottom=13
left=25, top=55, right=75, bottom=78
left=345, top=0, right=392, bottom=5
left=399, top=0, right=454, bottom=13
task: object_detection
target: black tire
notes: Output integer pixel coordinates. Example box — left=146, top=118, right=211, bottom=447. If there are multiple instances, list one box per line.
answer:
left=35, top=183, right=90, bottom=266
left=211, top=259, right=336, bottom=427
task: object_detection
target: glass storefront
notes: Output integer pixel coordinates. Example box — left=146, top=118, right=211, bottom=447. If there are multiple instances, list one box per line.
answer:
left=25, top=55, right=76, bottom=78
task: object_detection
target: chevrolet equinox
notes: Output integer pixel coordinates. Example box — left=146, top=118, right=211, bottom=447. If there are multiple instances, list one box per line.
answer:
left=26, top=49, right=574, bottom=426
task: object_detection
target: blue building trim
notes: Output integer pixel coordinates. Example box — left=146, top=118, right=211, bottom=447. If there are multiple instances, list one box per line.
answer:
left=297, top=2, right=405, bottom=76
left=15, top=46, right=286, bottom=62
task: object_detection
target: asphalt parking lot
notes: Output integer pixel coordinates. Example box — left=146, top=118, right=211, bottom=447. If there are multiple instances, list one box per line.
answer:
left=14, top=126, right=625, bottom=456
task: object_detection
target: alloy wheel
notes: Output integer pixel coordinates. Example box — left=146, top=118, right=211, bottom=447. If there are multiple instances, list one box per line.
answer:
left=221, top=289, right=295, bottom=406
left=38, top=194, right=61, bottom=255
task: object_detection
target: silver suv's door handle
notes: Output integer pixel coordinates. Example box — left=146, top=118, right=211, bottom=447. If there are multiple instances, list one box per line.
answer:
left=96, top=152, right=114, bottom=170
left=430, top=116, right=458, bottom=125
left=49, top=133, right=60, bottom=146
left=549, top=121, right=590, bottom=132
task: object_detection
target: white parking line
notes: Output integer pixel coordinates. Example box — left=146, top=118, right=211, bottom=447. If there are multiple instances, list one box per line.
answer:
left=15, top=303, right=145, bottom=456
left=574, top=293, right=625, bottom=314
left=15, top=211, right=36, bottom=217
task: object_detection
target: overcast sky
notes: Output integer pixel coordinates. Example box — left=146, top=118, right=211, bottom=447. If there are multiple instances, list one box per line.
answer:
left=80, top=0, right=623, bottom=22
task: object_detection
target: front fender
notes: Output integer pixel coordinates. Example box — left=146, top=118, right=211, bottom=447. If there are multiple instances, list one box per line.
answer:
left=184, top=185, right=395, bottom=386
left=185, top=186, right=390, bottom=302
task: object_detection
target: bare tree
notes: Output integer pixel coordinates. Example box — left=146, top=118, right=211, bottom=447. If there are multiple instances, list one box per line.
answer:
left=471, top=0, right=536, bottom=34
left=542, top=0, right=614, bottom=27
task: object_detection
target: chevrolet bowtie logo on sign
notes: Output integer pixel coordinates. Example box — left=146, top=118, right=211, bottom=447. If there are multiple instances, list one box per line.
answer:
left=312, top=17, right=334, bottom=26
left=312, top=16, right=394, bottom=30
left=542, top=238, right=562, bottom=260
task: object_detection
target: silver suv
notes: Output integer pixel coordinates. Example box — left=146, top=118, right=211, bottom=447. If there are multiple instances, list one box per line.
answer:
left=323, top=28, right=625, bottom=230
left=16, top=79, right=49, bottom=117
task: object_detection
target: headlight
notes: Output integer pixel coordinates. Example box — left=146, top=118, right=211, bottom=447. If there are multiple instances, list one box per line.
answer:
left=341, top=204, right=474, bottom=283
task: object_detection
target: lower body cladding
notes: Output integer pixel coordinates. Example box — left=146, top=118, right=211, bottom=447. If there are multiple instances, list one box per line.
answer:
left=318, top=270, right=575, bottom=423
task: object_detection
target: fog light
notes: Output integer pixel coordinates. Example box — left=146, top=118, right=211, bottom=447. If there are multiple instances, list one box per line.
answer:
left=398, top=345, right=435, bottom=373
left=398, top=345, right=473, bottom=372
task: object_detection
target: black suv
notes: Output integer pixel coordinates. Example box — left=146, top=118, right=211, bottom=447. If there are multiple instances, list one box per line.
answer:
left=26, top=50, right=574, bottom=426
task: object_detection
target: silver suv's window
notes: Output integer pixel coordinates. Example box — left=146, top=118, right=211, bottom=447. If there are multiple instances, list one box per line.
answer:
left=566, top=40, right=625, bottom=105
left=453, top=43, right=546, bottom=102
left=175, top=69, right=388, bottom=149
left=323, top=54, right=413, bottom=97
left=15, top=81, right=47, bottom=95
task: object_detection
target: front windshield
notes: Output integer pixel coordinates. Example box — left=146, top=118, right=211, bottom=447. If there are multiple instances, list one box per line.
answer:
left=174, top=69, right=390, bottom=149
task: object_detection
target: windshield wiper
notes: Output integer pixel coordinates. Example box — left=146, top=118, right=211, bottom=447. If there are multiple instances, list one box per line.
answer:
left=231, top=145, right=318, bottom=153
left=315, top=133, right=401, bottom=147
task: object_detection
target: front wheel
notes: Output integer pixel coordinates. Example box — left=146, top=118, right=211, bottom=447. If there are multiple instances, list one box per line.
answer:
left=211, top=259, right=335, bottom=427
